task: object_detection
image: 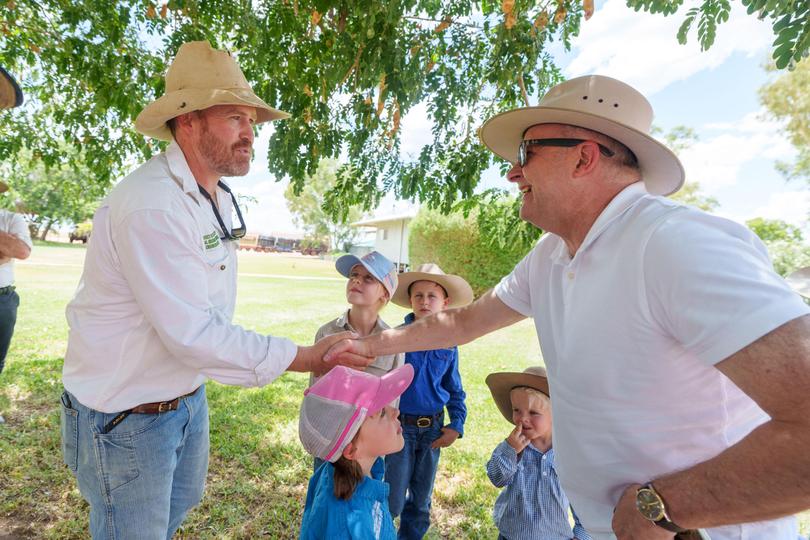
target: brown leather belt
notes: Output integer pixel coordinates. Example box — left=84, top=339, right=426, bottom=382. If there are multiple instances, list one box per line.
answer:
left=129, top=388, right=199, bottom=414
left=400, top=411, right=443, bottom=428
left=102, top=387, right=200, bottom=434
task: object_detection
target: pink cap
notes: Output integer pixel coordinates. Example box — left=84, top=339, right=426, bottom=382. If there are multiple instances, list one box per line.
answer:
left=299, top=364, right=414, bottom=462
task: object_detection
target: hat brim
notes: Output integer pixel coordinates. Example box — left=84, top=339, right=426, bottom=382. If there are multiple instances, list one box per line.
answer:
left=368, top=364, right=414, bottom=416
left=135, top=87, right=290, bottom=141
left=0, top=66, right=23, bottom=110
left=786, top=267, right=810, bottom=299
left=391, top=271, right=474, bottom=309
left=479, top=106, right=685, bottom=196
left=485, top=371, right=550, bottom=424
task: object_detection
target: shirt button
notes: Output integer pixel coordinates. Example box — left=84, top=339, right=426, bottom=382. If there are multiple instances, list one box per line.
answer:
left=542, top=455, right=546, bottom=460
left=567, top=271, right=575, bottom=280
left=220, top=264, right=226, bottom=271
left=542, top=472, right=547, bottom=476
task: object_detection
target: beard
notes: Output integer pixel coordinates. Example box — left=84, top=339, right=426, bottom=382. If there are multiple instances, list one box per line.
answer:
left=198, top=122, right=252, bottom=177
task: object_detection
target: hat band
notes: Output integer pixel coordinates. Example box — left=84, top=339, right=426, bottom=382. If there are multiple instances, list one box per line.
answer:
left=324, top=406, right=362, bottom=462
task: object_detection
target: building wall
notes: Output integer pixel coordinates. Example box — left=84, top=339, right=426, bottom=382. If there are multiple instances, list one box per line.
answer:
left=373, top=220, right=410, bottom=268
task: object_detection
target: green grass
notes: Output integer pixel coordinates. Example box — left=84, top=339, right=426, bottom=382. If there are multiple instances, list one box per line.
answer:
left=1, top=245, right=808, bottom=539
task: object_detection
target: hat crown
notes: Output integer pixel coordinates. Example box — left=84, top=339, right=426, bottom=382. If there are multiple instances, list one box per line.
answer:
left=165, top=41, right=251, bottom=93
left=521, top=366, right=548, bottom=379
left=539, top=75, right=653, bottom=136
left=412, top=263, right=445, bottom=275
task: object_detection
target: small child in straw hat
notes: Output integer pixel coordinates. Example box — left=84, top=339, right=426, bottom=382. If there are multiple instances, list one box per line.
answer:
left=299, top=363, right=415, bottom=540
left=485, top=366, right=591, bottom=540
left=384, top=263, right=474, bottom=539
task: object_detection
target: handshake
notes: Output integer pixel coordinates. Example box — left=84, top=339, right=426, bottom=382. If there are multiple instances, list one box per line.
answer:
left=292, top=331, right=375, bottom=376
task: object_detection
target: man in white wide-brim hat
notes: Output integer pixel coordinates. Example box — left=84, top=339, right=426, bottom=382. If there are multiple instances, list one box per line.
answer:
left=325, top=75, right=810, bottom=540
left=0, top=66, right=33, bottom=426
left=61, top=41, right=372, bottom=538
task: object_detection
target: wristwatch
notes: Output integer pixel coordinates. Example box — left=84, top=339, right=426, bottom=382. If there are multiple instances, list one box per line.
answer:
left=635, top=483, right=687, bottom=533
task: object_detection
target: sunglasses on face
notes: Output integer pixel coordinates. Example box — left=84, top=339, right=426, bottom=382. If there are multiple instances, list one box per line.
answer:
left=197, top=181, right=247, bottom=241
left=517, top=138, right=615, bottom=167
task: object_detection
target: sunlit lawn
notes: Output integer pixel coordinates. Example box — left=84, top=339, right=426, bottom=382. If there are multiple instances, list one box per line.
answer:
left=0, top=243, right=541, bottom=539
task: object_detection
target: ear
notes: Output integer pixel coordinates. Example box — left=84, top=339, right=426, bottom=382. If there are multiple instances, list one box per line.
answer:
left=572, top=140, right=601, bottom=177
left=442, top=296, right=450, bottom=309
left=342, top=441, right=358, bottom=460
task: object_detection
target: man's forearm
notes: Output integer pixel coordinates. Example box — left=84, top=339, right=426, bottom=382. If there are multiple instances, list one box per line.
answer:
left=654, top=417, right=810, bottom=528
left=0, top=232, right=31, bottom=260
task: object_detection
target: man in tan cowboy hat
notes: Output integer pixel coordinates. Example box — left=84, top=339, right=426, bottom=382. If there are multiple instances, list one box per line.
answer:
left=326, top=75, right=810, bottom=539
left=61, top=41, right=371, bottom=539
left=0, top=66, right=33, bottom=425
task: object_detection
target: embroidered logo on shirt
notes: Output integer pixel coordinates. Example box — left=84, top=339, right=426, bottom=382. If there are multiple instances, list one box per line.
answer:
left=372, top=500, right=382, bottom=539
left=203, top=231, right=220, bottom=250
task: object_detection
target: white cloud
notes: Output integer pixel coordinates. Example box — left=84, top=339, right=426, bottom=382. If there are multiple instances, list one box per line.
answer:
left=565, top=0, right=773, bottom=95
left=679, top=110, right=795, bottom=193
left=748, top=191, right=810, bottom=226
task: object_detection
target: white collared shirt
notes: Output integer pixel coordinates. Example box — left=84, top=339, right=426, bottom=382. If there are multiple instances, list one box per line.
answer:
left=0, top=209, right=33, bottom=287
left=495, top=182, right=808, bottom=540
left=64, top=141, right=297, bottom=413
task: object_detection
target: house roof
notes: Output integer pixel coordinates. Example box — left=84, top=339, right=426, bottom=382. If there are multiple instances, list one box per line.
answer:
left=350, top=212, right=417, bottom=228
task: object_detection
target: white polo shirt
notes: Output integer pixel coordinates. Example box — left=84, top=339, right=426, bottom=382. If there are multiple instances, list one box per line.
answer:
left=64, top=141, right=297, bottom=413
left=0, top=209, right=33, bottom=287
left=495, top=182, right=808, bottom=540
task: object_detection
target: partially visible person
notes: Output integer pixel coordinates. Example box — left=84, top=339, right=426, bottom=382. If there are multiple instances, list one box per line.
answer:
left=325, top=75, right=810, bottom=540
left=486, top=366, right=590, bottom=540
left=299, top=363, right=415, bottom=540
left=384, top=263, right=472, bottom=539
left=61, top=41, right=371, bottom=539
left=0, top=66, right=31, bottom=425
left=310, top=250, right=404, bottom=470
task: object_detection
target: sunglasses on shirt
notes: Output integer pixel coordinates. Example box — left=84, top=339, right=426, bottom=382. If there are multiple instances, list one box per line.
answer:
left=197, top=181, right=247, bottom=241
left=517, top=138, right=615, bottom=167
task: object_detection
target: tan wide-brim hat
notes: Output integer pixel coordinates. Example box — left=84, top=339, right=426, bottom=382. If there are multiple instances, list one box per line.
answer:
left=786, top=267, right=810, bottom=299
left=135, top=41, right=289, bottom=141
left=391, top=263, right=474, bottom=309
left=479, top=75, right=685, bottom=196
left=486, top=366, right=550, bottom=424
left=1, top=66, right=23, bottom=110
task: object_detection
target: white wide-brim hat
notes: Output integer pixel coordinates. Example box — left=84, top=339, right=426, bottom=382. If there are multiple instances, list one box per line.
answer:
left=0, top=66, right=23, bottom=110
left=135, top=41, right=289, bottom=141
left=392, top=263, right=474, bottom=309
left=786, top=267, right=810, bottom=299
left=479, top=75, right=685, bottom=196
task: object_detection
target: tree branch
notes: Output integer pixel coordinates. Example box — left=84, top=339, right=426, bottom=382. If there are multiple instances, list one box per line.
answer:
left=518, top=72, right=531, bottom=107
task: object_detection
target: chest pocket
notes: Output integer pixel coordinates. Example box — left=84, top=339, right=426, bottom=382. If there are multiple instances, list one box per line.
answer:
left=425, top=348, right=454, bottom=379
left=201, top=229, right=228, bottom=266
left=368, top=354, right=395, bottom=374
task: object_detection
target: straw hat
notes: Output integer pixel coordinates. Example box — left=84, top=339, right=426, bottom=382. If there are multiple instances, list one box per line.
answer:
left=0, top=66, right=23, bottom=110
left=135, top=41, right=289, bottom=140
left=486, top=366, right=549, bottom=424
left=391, top=263, right=474, bottom=309
left=478, top=75, right=684, bottom=196
left=786, top=267, right=810, bottom=299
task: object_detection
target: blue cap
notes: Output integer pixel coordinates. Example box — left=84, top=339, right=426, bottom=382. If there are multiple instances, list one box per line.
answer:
left=335, top=251, right=398, bottom=299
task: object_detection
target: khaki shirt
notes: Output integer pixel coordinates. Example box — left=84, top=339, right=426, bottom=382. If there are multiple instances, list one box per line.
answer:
left=310, top=309, right=405, bottom=405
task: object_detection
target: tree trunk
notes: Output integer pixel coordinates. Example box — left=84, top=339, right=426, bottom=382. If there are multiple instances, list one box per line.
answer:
left=39, top=219, right=53, bottom=241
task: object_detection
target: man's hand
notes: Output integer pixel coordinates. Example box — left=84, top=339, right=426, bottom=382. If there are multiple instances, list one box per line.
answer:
left=431, top=427, right=460, bottom=449
left=612, top=484, right=675, bottom=540
left=289, top=332, right=373, bottom=376
left=323, top=336, right=372, bottom=366
left=505, top=424, right=530, bottom=454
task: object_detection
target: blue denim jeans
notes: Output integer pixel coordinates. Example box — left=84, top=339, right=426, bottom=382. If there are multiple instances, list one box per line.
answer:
left=60, top=385, right=209, bottom=539
left=0, top=289, right=20, bottom=374
left=385, top=415, right=443, bottom=540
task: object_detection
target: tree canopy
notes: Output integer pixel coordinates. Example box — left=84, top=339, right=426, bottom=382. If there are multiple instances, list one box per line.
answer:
left=1, top=0, right=807, bottom=218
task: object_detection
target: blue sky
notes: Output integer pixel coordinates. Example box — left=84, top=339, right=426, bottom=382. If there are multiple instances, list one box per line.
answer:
left=234, top=0, right=808, bottom=235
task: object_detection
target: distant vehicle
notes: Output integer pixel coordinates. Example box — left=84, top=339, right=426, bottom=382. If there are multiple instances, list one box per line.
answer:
left=69, top=223, right=92, bottom=244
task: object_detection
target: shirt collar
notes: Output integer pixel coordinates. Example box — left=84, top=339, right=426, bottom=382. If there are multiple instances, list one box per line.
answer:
left=526, top=444, right=555, bottom=463
left=404, top=312, right=416, bottom=325
left=336, top=309, right=389, bottom=333
left=165, top=140, right=233, bottom=209
left=552, top=181, right=649, bottom=264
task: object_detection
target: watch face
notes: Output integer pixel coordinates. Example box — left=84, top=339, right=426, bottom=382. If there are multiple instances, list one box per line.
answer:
left=636, top=488, right=666, bottom=521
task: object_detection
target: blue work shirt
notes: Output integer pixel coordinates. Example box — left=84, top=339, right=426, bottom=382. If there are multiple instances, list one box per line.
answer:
left=300, top=458, right=395, bottom=540
left=397, top=313, right=467, bottom=436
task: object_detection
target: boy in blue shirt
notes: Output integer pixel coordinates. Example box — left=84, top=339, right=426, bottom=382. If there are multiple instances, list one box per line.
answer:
left=384, top=263, right=474, bottom=539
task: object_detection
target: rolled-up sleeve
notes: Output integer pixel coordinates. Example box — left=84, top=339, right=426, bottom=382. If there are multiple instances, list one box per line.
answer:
left=113, top=207, right=297, bottom=387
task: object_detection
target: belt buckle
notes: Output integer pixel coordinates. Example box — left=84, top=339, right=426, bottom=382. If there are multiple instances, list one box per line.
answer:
left=158, top=402, right=171, bottom=413
left=416, top=417, right=431, bottom=428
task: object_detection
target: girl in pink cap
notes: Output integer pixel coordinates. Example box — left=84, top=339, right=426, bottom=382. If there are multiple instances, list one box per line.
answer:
left=298, top=364, right=414, bottom=540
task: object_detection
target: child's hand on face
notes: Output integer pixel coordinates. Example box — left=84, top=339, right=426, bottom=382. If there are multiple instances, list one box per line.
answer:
left=430, top=427, right=460, bottom=449
left=506, top=424, right=530, bottom=454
